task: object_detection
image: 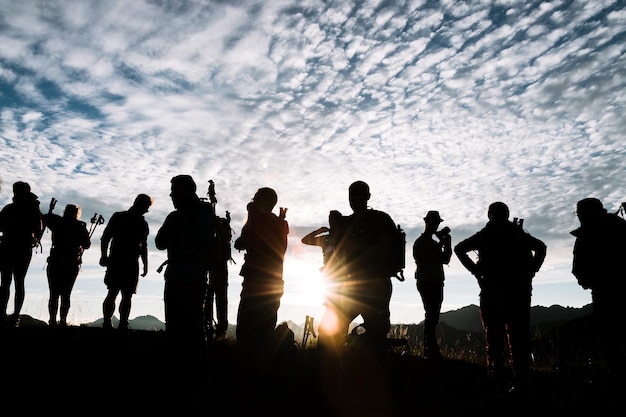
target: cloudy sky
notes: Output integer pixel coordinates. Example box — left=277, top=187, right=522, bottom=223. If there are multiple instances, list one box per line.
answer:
left=1, top=0, right=625, bottom=327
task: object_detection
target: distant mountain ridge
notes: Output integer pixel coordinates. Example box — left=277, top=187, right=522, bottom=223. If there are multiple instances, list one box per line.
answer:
left=16, top=303, right=593, bottom=336
left=81, top=315, right=166, bottom=331
left=437, top=303, right=594, bottom=333
left=290, top=303, right=594, bottom=346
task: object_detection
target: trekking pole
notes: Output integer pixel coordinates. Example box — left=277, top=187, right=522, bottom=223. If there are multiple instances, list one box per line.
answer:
left=48, top=197, right=57, bottom=215
left=88, top=213, right=105, bottom=238
left=78, top=213, right=104, bottom=267
left=302, top=315, right=316, bottom=348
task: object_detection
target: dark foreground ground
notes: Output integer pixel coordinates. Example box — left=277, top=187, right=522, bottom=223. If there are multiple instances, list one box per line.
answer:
left=1, top=325, right=621, bottom=416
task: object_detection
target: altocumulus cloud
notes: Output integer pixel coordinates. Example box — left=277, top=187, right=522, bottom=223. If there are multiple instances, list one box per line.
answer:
left=0, top=0, right=625, bottom=325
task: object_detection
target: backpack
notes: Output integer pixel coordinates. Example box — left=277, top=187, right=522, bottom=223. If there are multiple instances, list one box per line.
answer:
left=391, top=224, right=406, bottom=281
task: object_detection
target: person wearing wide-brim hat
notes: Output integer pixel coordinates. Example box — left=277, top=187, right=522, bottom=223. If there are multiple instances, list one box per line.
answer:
left=412, top=210, right=452, bottom=360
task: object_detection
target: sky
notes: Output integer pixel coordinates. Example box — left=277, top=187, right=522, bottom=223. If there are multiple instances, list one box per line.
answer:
left=1, top=0, right=625, bottom=327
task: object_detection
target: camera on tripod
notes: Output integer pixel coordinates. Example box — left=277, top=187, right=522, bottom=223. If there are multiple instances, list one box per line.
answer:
left=435, top=226, right=450, bottom=239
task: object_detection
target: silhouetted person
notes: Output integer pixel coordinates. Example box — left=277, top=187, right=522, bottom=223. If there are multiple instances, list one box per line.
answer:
left=301, top=210, right=350, bottom=353
left=100, top=193, right=153, bottom=330
left=571, top=198, right=626, bottom=384
left=0, top=181, right=44, bottom=327
left=43, top=199, right=91, bottom=326
left=412, top=210, right=452, bottom=360
left=336, top=180, right=397, bottom=356
left=205, top=211, right=233, bottom=340
left=455, top=202, right=546, bottom=393
left=234, top=187, right=289, bottom=376
left=155, top=175, right=217, bottom=377
left=316, top=180, right=398, bottom=417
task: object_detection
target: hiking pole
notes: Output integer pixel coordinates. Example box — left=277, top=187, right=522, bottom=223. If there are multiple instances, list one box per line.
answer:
left=48, top=197, right=57, bottom=215
left=88, top=213, right=105, bottom=238
left=78, top=213, right=104, bottom=267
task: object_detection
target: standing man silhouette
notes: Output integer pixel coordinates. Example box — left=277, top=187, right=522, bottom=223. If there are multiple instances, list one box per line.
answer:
left=571, top=197, right=626, bottom=384
left=455, top=202, right=546, bottom=393
left=318, top=180, right=397, bottom=417
left=100, top=193, right=153, bottom=330
left=234, top=187, right=289, bottom=375
left=412, top=210, right=452, bottom=360
left=155, top=175, right=217, bottom=413
left=155, top=175, right=217, bottom=364
left=0, top=181, right=44, bottom=327
left=337, top=180, right=397, bottom=356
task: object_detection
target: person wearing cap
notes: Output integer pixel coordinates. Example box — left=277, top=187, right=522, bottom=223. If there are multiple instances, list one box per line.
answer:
left=0, top=181, right=44, bottom=326
left=100, top=193, right=154, bottom=330
left=454, top=202, right=546, bottom=394
left=571, top=197, right=626, bottom=383
left=412, top=210, right=452, bottom=360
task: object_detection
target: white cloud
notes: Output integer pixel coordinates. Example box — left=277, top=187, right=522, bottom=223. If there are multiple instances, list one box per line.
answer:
left=3, top=0, right=623, bottom=325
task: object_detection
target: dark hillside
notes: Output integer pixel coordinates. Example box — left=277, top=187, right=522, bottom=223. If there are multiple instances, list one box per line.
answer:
left=0, top=320, right=621, bottom=416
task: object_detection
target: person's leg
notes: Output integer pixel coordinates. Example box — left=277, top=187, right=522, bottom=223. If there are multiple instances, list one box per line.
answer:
left=59, top=269, right=79, bottom=326
left=59, top=293, right=70, bottom=326
left=259, top=289, right=282, bottom=361
left=507, top=292, right=532, bottom=385
left=481, top=290, right=509, bottom=395
left=590, top=288, right=625, bottom=380
left=480, top=291, right=505, bottom=370
left=361, top=279, right=392, bottom=356
left=47, top=264, right=58, bottom=325
left=12, top=250, right=33, bottom=323
left=214, top=266, right=229, bottom=335
left=118, top=290, right=132, bottom=329
left=102, top=288, right=119, bottom=328
left=204, top=282, right=215, bottom=332
left=48, top=296, right=58, bottom=325
left=236, top=283, right=270, bottom=375
left=172, top=282, right=209, bottom=366
left=0, top=268, right=11, bottom=321
left=419, top=282, right=443, bottom=358
left=318, top=302, right=348, bottom=353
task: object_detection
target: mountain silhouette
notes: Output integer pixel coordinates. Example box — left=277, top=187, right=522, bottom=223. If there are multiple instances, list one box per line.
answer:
left=12, top=303, right=595, bottom=337
left=81, top=314, right=166, bottom=331
left=11, top=303, right=593, bottom=338
left=437, top=303, right=594, bottom=333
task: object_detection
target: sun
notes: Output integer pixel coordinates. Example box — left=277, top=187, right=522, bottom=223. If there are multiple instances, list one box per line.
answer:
left=283, top=258, right=329, bottom=307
